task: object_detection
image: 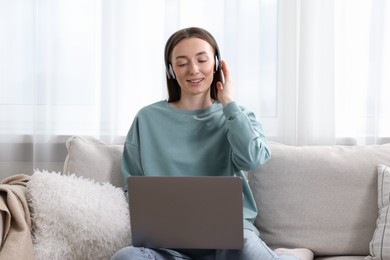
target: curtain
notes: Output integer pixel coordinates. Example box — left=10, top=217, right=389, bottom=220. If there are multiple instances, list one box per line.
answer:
left=275, top=0, right=390, bottom=145
left=0, top=0, right=389, bottom=178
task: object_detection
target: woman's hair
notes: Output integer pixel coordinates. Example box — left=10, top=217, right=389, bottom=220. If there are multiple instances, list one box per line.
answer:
left=164, top=27, right=222, bottom=102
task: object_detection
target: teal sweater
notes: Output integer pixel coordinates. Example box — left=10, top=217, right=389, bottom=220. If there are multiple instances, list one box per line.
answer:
left=121, top=100, right=271, bottom=234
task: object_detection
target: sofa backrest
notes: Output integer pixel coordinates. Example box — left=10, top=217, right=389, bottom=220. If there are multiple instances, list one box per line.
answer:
left=248, top=142, right=390, bottom=256
left=62, top=136, right=390, bottom=256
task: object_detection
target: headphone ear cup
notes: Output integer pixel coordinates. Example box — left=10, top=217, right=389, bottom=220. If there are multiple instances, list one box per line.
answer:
left=168, top=64, right=175, bottom=79
left=214, top=56, right=220, bottom=72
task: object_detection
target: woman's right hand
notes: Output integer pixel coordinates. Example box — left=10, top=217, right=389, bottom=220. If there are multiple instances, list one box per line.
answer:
left=216, top=60, right=234, bottom=106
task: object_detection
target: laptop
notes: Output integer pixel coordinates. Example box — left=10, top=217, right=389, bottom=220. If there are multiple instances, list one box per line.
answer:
left=127, top=176, right=244, bottom=250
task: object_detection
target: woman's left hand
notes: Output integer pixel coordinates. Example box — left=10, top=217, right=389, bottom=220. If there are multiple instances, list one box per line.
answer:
left=216, top=60, right=234, bottom=106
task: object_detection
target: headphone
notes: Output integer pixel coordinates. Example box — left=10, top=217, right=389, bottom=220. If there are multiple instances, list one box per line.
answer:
left=167, top=53, right=221, bottom=80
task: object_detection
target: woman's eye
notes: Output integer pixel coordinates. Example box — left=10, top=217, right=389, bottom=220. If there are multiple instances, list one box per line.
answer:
left=199, top=60, right=207, bottom=63
left=178, top=63, right=187, bottom=67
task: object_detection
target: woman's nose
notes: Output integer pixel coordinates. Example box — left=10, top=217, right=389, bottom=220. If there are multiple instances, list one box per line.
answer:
left=188, top=62, right=199, bottom=75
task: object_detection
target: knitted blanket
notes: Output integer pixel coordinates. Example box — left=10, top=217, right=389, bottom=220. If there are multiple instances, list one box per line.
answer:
left=0, top=174, right=34, bottom=260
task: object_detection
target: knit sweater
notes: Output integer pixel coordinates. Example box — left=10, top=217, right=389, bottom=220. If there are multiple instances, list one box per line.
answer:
left=121, top=100, right=271, bottom=234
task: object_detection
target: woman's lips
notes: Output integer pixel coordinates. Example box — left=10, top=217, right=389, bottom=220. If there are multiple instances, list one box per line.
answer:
left=187, top=78, right=204, bottom=86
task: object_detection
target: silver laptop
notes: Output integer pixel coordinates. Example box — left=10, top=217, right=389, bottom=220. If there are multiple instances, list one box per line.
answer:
left=127, top=176, right=244, bottom=250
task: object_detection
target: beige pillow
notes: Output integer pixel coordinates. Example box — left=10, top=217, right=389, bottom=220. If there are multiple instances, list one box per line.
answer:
left=367, top=164, right=390, bottom=259
left=63, top=136, right=124, bottom=187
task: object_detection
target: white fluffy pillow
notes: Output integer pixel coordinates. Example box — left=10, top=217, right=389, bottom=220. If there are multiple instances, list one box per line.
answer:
left=26, top=170, right=131, bottom=260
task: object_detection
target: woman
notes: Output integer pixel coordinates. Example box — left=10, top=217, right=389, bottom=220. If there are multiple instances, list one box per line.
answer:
left=112, top=27, right=313, bottom=260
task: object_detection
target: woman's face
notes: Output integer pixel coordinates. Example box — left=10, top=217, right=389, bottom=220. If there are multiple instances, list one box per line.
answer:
left=171, top=37, right=215, bottom=99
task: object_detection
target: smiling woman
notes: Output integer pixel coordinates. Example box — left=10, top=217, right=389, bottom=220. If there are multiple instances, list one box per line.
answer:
left=113, top=26, right=314, bottom=260
left=169, top=38, right=218, bottom=110
left=164, top=27, right=224, bottom=106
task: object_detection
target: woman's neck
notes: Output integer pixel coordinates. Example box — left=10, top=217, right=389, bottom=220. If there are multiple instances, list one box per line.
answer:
left=171, top=95, right=214, bottom=111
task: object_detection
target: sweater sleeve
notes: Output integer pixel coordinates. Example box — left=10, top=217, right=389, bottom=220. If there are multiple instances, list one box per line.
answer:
left=121, top=117, right=144, bottom=195
left=223, top=101, right=271, bottom=171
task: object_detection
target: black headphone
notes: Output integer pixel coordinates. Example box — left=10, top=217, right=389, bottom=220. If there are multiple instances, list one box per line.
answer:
left=167, top=51, right=221, bottom=80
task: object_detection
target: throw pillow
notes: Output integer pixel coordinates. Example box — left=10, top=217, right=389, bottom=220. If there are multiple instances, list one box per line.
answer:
left=26, top=170, right=131, bottom=260
left=63, top=136, right=124, bottom=187
left=367, top=164, right=390, bottom=260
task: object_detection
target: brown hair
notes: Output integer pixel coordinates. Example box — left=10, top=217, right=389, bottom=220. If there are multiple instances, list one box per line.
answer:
left=164, top=27, right=222, bottom=102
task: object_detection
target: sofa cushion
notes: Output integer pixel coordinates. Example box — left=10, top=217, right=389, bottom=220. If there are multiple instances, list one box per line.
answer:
left=367, top=164, right=390, bottom=259
left=248, top=143, right=390, bottom=256
left=26, top=170, right=131, bottom=259
left=63, top=136, right=124, bottom=187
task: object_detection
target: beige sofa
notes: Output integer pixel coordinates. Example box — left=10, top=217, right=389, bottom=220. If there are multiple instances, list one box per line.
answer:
left=1, top=136, right=390, bottom=259
left=249, top=143, right=390, bottom=259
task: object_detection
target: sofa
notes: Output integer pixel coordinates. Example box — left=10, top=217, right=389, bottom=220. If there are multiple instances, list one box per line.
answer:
left=0, top=135, right=390, bottom=259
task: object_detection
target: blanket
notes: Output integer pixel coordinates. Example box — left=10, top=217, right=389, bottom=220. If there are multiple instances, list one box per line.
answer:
left=0, top=174, right=34, bottom=260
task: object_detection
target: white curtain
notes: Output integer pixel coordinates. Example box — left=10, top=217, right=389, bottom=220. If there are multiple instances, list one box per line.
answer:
left=0, top=0, right=389, bottom=178
left=275, top=0, right=390, bottom=145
